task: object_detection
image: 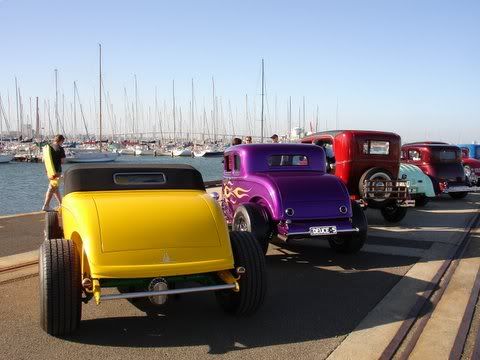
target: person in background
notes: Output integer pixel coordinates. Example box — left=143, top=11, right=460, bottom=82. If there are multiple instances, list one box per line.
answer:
left=232, top=137, right=242, bottom=146
left=245, top=136, right=253, bottom=144
left=271, top=134, right=279, bottom=143
left=42, top=134, right=66, bottom=211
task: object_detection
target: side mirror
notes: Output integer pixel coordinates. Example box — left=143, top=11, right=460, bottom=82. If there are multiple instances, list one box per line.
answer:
left=210, top=192, right=220, bottom=201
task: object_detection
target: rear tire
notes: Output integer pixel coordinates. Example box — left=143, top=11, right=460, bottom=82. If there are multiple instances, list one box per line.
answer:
left=232, top=203, right=271, bottom=254
left=414, top=195, right=430, bottom=207
left=328, top=202, right=367, bottom=253
left=216, top=231, right=267, bottom=316
left=39, top=239, right=81, bottom=336
left=380, top=204, right=408, bottom=222
left=449, top=192, right=468, bottom=199
left=44, top=211, right=63, bottom=240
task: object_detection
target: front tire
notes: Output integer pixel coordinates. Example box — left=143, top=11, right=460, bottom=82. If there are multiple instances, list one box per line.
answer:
left=449, top=192, right=468, bottom=199
left=232, top=203, right=271, bottom=254
left=216, top=231, right=267, bottom=316
left=328, top=202, right=367, bottom=253
left=380, top=204, right=408, bottom=222
left=39, top=239, right=82, bottom=336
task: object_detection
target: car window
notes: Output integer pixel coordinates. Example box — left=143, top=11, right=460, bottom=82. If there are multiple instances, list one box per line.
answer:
left=409, top=150, right=421, bottom=161
left=224, top=155, right=232, bottom=172
left=234, top=155, right=241, bottom=171
left=268, top=155, right=309, bottom=167
left=476, top=147, right=480, bottom=158
left=363, top=140, right=390, bottom=155
left=434, top=149, right=459, bottom=162
left=313, top=140, right=334, bottom=158
left=114, top=173, right=166, bottom=185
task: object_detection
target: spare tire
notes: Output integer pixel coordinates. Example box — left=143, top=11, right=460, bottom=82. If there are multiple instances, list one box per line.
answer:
left=359, top=168, right=395, bottom=209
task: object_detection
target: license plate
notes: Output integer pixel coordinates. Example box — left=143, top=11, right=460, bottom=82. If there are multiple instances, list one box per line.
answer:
left=309, top=226, right=337, bottom=236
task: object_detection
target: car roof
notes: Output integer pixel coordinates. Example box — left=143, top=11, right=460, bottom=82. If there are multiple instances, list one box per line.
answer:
left=225, top=143, right=319, bottom=154
left=306, top=129, right=400, bottom=138
left=402, top=142, right=459, bottom=149
left=64, top=163, right=205, bottom=195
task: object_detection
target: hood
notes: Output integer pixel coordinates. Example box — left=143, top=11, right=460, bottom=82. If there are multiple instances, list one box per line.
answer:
left=262, top=172, right=351, bottom=220
left=92, top=191, right=222, bottom=253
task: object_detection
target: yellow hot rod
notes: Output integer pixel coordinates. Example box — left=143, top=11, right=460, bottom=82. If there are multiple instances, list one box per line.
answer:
left=40, top=164, right=266, bottom=336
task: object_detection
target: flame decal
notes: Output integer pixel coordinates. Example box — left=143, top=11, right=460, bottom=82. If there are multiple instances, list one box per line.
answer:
left=223, top=181, right=252, bottom=204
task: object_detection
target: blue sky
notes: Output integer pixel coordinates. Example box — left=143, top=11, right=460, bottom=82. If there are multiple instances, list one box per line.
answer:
left=0, top=0, right=479, bottom=142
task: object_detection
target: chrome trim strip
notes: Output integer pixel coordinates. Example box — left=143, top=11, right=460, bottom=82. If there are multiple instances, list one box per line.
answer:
left=101, top=283, right=236, bottom=301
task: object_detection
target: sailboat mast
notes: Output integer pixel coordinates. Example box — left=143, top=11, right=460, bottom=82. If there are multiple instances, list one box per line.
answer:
left=35, top=97, right=40, bottom=139
left=55, top=69, right=59, bottom=134
left=99, top=44, right=102, bottom=150
left=73, top=83, right=76, bottom=138
left=191, top=78, right=194, bottom=142
left=15, top=77, right=19, bottom=137
left=172, top=79, right=176, bottom=141
left=261, top=58, right=265, bottom=143
left=134, top=74, right=138, bottom=135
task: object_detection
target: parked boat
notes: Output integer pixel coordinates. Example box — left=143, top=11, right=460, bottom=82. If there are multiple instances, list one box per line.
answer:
left=66, top=151, right=119, bottom=163
left=172, top=148, right=193, bottom=157
left=0, top=154, right=13, bottom=163
left=193, top=148, right=224, bottom=157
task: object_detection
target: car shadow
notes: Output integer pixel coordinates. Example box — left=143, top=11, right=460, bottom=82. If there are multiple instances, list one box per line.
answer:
left=63, top=246, right=432, bottom=354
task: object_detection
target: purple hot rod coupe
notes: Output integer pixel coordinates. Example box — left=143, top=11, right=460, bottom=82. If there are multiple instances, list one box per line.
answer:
left=222, top=144, right=367, bottom=254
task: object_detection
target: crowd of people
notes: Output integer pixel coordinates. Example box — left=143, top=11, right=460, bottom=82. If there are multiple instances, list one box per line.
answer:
left=231, top=134, right=279, bottom=146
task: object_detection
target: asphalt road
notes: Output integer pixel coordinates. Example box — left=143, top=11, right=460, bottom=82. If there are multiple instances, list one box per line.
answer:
left=0, top=194, right=479, bottom=359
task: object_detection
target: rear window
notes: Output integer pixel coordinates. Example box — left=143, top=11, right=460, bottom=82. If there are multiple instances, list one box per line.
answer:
left=113, top=173, right=166, bottom=185
left=433, top=148, right=460, bottom=162
left=268, top=155, right=309, bottom=167
left=362, top=140, right=390, bottom=155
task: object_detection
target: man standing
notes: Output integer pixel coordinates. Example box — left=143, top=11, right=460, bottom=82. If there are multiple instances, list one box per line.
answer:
left=270, top=134, right=279, bottom=143
left=42, top=134, right=66, bottom=211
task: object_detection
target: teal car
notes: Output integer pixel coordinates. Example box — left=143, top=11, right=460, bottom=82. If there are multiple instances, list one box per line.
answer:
left=399, top=164, right=435, bottom=206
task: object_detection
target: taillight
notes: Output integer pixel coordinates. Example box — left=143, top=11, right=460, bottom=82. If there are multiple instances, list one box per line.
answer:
left=439, top=180, right=448, bottom=192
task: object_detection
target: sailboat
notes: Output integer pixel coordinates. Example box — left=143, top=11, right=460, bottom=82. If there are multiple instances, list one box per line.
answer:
left=0, top=154, right=13, bottom=163
left=67, top=45, right=118, bottom=163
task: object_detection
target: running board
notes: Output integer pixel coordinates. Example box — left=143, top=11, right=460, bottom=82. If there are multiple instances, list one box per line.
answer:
left=101, top=283, right=236, bottom=301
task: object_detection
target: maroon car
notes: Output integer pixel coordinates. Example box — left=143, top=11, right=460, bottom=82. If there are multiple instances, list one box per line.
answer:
left=302, top=130, right=413, bottom=222
left=401, top=142, right=480, bottom=199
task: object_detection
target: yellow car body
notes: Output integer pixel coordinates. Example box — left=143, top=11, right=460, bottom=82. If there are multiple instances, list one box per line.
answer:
left=61, top=189, right=234, bottom=279
left=39, top=164, right=266, bottom=336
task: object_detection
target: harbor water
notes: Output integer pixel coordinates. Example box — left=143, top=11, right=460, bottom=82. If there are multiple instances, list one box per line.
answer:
left=0, top=156, right=223, bottom=216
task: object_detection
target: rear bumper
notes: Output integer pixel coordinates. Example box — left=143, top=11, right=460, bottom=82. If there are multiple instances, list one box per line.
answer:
left=443, top=185, right=480, bottom=194
left=276, top=220, right=359, bottom=240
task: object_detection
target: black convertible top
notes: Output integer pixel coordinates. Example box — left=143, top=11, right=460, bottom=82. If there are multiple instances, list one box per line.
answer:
left=63, top=163, right=205, bottom=195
